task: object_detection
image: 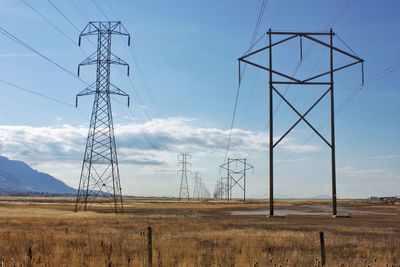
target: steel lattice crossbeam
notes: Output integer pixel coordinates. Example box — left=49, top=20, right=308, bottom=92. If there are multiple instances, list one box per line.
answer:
left=75, top=22, right=130, bottom=213
left=238, top=29, right=364, bottom=216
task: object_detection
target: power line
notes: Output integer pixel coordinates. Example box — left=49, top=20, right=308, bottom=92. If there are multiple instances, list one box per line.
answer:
left=0, top=26, right=87, bottom=85
left=224, top=0, right=268, bottom=161
left=45, top=0, right=160, bottom=152
left=113, top=99, right=160, bottom=151
left=100, top=1, right=164, bottom=118
left=270, top=0, right=284, bottom=28
left=0, top=79, right=74, bottom=107
left=103, top=0, right=120, bottom=19
left=270, top=0, right=357, bottom=129
left=0, top=78, right=88, bottom=119
left=249, top=0, right=268, bottom=49
left=91, top=0, right=109, bottom=20
left=47, top=0, right=81, bottom=33
left=69, top=0, right=90, bottom=21
left=45, top=0, right=159, bottom=154
left=224, top=83, right=241, bottom=161
left=129, top=50, right=164, bottom=118
left=21, top=0, right=77, bottom=46
left=276, top=64, right=400, bottom=167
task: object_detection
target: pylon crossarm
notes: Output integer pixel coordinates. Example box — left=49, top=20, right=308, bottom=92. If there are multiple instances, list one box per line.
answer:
left=302, top=59, right=364, bottom=83
left=76, top=83, right=96, bottom=96
left=110, top=53, right=130, bottom=74
left=270, top=31, right=332, bottom=36
left=272, top=86, right=332, bottom=148
left=302, top=34, right=363, bottom=62
left=239, top=58, right=301, bottom=83
left=273, top=87, right=331, bottom=148
left=78, top=52, right=97, bottom=67
left=239, top=34, right=299, bottom=61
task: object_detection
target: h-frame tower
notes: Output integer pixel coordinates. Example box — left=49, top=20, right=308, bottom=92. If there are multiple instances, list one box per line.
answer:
left=220, top=158, right=254, bottom=202
left=75, top=22, right=130, bottom=213
left=239, top=29, right=364, bottom=216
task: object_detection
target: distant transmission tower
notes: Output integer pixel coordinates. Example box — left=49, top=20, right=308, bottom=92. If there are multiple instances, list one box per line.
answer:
left=75, top=22, right=131, bottom=213
left=193, top=172, right=201, bottom=200
left=177, top=153, right=191, bottom=201
left=214, top=177, right=226, bottom=200
left=220, top=158, right=254, bottom=202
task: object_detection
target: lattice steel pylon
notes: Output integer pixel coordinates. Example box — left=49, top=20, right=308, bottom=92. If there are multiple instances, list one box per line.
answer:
left=74, top=22, right=131, bottom=213
left=177, top=153, right=191, bottom=201
left=238, top=29, right=364, bottom=216
left=213, top=177, right=226, bottom=200
left=193, top=172, right=201, bottom=200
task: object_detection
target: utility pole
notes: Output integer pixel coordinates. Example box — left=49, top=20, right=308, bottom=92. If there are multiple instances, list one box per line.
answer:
left=220, top=158, right=254, bottom=202
left=238, top=29, right=364, bottom=216
left=74, top=22, right=130, bottom=213
left=178, top=153, right=191, bottom=201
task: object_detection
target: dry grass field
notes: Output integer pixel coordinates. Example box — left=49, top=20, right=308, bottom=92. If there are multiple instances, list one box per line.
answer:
left=0, top=197, right=399, bottom=266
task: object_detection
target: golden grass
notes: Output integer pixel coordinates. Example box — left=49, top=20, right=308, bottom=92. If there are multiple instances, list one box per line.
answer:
left=0, top=197, right=399, bottom=266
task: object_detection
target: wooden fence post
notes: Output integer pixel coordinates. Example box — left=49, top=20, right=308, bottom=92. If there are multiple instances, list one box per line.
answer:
left=319, top=231, right=326, bottom=266
left=147, top=226, right=153, bottom=267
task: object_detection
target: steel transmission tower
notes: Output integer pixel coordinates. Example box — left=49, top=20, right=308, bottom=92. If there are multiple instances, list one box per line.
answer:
left=220, top=158, right=254, bottom=202
left=193, top=172, right=201, bottom=200
left=177, top=153, right=191, bottom=201
left=192, top=172, right=210, bottom=200
left=214, top=177, right=226, bottom=200
left=75, top=22, right=131, bottom=213
left=239, top=29, right=364, bottom=216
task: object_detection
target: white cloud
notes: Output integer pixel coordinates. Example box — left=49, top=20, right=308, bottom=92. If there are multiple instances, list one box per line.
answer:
left=338, top=166, right=400, bottom=182
left=368, top=155, right=400, bottom=160
left=280, top=144, right=320, bottom=153
left=0, top=117, right=321, bottom=165
left=0, top=117, right=323, bottom=193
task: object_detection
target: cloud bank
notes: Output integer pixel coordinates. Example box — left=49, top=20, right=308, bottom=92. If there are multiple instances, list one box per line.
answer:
left=0, top=117, right=319, bottom=167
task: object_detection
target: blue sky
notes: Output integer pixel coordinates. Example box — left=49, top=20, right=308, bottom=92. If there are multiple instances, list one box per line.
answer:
left=0, top=0, right=399, bottom=198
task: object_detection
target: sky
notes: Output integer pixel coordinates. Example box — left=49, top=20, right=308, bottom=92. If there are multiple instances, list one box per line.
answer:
left=0, top=0, right=399, bottom=199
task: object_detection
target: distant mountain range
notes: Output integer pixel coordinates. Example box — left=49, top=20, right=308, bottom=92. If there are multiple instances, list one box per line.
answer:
left=0, top=155, right=76, bottom=195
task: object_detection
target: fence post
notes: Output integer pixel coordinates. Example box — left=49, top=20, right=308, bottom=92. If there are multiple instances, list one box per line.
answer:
left=319, top=231, right=326, bottom=266
left=147, top=226, right=153, bottom=267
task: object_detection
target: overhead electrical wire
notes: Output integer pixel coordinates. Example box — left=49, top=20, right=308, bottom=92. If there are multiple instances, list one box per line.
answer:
left=0, top=79, right=88, bottom=119
left=69, top=0, right=90, bottom=21
left=63, top=0, right=157, bottom=123
left=98, top=0, right=164, bottom=119
left=21, top=0, right=77, bottom=46
left=47, top=0, right=81, bottom=33
left=79, top=0, right=162, bottom=149
left=224, top=0, right=268, bottom=162
left=276, top=64, right=400, bottom=167
left=0, top=26, right=87, bottom=85
left=249, top=0, right=361, bottom=149
left=91, top=0, right=109, bottom=20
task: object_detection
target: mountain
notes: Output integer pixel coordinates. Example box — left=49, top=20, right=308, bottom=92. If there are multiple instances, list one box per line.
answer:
left=0, top=155, right=76, bottom=194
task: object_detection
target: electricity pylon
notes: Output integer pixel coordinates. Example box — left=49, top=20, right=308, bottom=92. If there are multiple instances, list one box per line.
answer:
left=74, top=22, right=130, bottom=213
left=214, top=177, right=226, bottom=200
left=220, top=158, right=254, bottom=202
left=177, top=153, right=191, bottom=201
left=193, top=172, right=201, bottom=200
left=238, top=29, right=364, bottom=216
